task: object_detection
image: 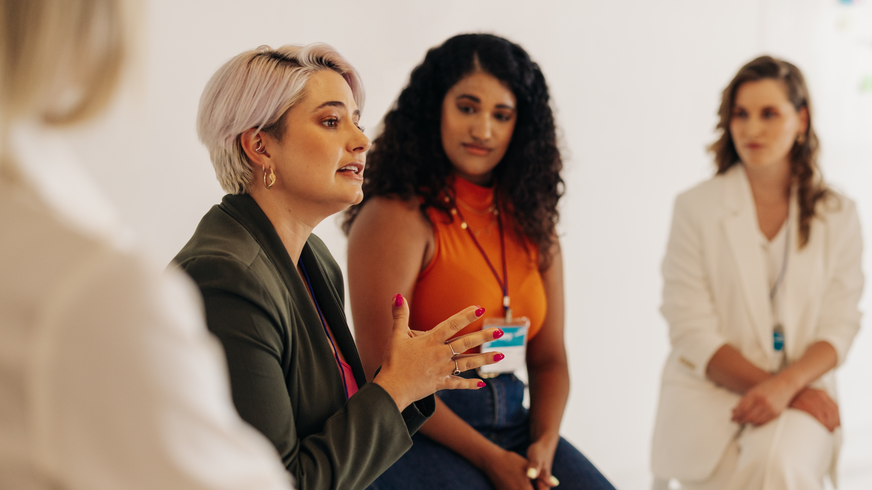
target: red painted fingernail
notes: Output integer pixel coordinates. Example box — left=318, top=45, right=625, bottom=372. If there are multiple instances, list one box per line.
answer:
left=493, top=329, right=504, bottom=339
left=475, top=307, right=485, bottom=317
left=393, top=294, right=403, bottom=307
left=477, top=381, right=486, bottom=388
left=494, top=353, right=505, bottom=362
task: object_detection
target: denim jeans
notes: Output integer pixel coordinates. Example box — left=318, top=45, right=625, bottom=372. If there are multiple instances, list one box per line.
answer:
left=368, top=373, right=615, bottom=490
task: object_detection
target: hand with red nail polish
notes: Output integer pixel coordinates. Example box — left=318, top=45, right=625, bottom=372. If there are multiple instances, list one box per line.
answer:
left=373, top=298, right=505, bottom=411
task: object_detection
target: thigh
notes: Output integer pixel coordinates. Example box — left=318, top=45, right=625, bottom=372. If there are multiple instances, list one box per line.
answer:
left=730, top=409, right=834, bottom=490
left=367, top=432, right=494, bottom=490
left=679, top=439, right=739, bottom=490
left=511, top=437, right=616, bottom=490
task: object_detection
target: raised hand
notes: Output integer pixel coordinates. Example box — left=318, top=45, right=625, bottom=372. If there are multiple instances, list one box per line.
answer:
left=374, top=294, right=504, bottom=410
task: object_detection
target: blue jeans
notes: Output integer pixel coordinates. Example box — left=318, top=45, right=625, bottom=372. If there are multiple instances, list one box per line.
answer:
left=368, top=374, right=615, bottom=490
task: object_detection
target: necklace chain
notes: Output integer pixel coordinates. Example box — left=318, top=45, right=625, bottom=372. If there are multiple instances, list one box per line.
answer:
left=448, top=192, right=510, bottom=319
left=455, top=195, right=498, bottom=216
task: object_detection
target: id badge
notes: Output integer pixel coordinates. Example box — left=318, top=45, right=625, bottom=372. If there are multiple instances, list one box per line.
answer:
left=477, top=317, right=530, bottom=378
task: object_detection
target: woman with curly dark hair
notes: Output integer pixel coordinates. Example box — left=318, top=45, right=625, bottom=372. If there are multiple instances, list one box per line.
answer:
left=344, top=34, right=614, bottom=490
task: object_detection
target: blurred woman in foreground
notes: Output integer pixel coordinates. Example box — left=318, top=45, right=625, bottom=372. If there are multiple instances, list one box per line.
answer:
left=0, top=1, right=295, bottom=488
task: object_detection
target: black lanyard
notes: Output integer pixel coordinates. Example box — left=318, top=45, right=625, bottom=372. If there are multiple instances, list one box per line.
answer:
left=451, top=195, right=511, bottom=320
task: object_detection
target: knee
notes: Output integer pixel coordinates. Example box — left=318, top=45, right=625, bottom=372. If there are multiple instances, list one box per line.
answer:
left=739, top=411, right=833, bottom=486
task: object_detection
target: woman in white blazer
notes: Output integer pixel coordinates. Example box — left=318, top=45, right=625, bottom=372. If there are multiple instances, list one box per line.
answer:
left=651, top=56, right=863, bottom=490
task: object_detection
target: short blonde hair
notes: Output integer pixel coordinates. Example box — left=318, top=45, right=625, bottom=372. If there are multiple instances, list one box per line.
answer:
left=0, top=0, right=131, bottom=127
left=197, top=44, right=365, bottom=194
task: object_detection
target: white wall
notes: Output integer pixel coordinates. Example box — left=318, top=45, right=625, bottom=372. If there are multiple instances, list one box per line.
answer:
left=67, top=1, right=872, bottom=487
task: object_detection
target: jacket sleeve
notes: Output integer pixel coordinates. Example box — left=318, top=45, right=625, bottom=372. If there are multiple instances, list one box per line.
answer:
left=46, top=252, right=293, bottom=490
left=660, top=193, right=727, bottom=379
left=180, top=255, right=432, bottom=490
left=813, top=199, right=864, bottom=366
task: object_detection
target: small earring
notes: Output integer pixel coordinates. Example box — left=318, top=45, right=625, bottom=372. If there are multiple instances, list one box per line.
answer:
left=796, top=133, right=806, bottom=145
left=264, top=166, right=276, bottom=189
left=255, top=141, right=266, bottom=154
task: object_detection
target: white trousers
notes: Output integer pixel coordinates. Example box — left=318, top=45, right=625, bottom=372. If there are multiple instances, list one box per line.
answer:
left=680, top=409, right=836, bottom=490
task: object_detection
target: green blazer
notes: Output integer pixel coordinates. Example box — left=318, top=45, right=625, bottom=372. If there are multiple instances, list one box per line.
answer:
left=173, top=194, right=434, bottom=490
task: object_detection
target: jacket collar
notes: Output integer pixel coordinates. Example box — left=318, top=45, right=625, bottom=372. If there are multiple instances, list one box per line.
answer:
left=720, top=164, right=810, bottom=363
left=218, top=193, right=367, bottom=392
left=721, top=165, right=775, bottom=359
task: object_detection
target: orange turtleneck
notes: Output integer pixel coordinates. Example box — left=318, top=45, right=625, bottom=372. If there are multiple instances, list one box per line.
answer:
left=409, top=176, right=547, bottom=343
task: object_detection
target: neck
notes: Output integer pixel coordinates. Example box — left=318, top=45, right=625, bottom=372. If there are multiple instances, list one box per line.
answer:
left=248, top=185, right=321, bottom=265
left=744, top=161, right=791, bottom=205
left=453, top=170, right=493, bottom=187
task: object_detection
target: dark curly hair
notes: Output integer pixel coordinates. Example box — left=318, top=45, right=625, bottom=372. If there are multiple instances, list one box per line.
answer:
left=342, top=33, right=563, bottom=269
left=709, top=55, right=834, bottom=249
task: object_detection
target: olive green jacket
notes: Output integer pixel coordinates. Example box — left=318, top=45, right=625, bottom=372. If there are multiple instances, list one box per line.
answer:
left=173, top=194, right=434, bottom=490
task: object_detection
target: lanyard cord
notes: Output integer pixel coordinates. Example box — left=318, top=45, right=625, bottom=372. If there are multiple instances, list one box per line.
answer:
left=299, top=261, right=350, bottom=400
left=769, top=216, right=791, bottom=302
left=451, top=195, right=510, bottom=319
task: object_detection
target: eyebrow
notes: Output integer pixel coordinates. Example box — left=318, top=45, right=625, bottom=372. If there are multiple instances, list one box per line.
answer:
left=456, top=94, right=515, bottom=111
left=313, top=100, right=360, bottom=118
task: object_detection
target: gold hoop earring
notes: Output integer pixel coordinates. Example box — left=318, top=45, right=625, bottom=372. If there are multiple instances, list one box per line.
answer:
left=264, top=167, right=276, bottom=189
left=796, top=133, right=806, bottom=145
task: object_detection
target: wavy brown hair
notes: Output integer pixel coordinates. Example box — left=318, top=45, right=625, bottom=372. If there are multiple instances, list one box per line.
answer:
left=342, top=33, right=563, bottom=269
left=710, top=55, right=833, bottom=248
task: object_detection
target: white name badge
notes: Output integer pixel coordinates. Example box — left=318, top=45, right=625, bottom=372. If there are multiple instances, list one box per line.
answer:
left=478, top=317, right=530, bottom=377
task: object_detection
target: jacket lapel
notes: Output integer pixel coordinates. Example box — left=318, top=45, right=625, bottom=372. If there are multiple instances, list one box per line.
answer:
left=220, top=194, right=367, bottom=393
left=301, top=244, right=367, bottom=390
left=721, top=165, right=774, bottom=356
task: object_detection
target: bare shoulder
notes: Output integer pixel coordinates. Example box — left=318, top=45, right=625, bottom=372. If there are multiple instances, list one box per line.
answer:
left=349, top=196, right=432, bottom=241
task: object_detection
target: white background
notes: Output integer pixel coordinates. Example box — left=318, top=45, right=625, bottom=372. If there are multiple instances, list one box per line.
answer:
left=66, top=0, right=871, bottom=487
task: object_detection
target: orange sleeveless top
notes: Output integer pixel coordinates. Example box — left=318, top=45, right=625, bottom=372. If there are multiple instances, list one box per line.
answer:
left=409, top=177, right=547, bottom=343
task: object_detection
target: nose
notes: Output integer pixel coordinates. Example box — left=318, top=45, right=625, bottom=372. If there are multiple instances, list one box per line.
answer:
left=349, top=127, right=371, bottom=154
left=470, top=113, right=492, bottom=141
left=746, top=115, right=764, bottom=137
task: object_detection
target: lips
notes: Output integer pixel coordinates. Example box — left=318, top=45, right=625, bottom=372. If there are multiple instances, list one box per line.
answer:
left=337, top=163, right=363, bottom=174
left=337, top=162, right=364, bottom=181
left=462, top=143, right=492, bottom=156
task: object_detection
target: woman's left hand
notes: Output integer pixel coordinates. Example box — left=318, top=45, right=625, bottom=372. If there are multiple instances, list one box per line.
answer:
left=731, top=374, right=797, bottom=426
left=526, top=438, right=560, bottom=489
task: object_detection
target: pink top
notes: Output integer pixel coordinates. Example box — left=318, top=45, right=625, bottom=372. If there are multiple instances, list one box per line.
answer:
left=339, top=358, right=359, bottom=398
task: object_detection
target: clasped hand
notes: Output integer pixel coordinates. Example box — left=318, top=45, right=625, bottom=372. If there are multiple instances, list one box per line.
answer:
left=374, top=294, right=504, bottom=411
left=731, top=376, right=840, bottom=432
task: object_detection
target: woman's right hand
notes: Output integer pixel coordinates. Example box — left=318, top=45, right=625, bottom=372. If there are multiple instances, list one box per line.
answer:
left=481, top=449, right=536, bottom=490
left=789, top=388, right=840, bottom=432
left=373, top=294, right=504, bottom=411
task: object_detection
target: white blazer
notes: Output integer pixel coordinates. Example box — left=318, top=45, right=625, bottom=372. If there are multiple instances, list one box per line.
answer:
left=651, top=164, right=863, bottom=481
left=0, top=124, right=292, bottom=490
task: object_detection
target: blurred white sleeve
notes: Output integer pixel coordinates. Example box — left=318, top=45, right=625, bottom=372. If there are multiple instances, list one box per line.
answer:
left=660, top=193, right=727, bottom=379
left=30, top=248, right=294, bottom=490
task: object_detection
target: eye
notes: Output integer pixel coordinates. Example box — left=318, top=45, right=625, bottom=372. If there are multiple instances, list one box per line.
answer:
left=494, top=112, right=514, bottom=122
left=457, top=104, right=475, bottom=114
left=762, top=108, right=779, bottom=119
left=356, top=123, right=366, bottom=133
left=323, top=117, right=339, bottom=128
left=732, top=109, right=748, bottom=119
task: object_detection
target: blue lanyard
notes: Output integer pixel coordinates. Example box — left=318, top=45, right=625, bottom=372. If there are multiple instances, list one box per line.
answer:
left=299, top=261, right=350, bottom=400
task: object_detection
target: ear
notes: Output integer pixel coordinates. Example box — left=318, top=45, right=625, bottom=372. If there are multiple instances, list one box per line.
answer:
left=240, top=128, right=271, bottom=169
left=797, top=106, right=809, bottom=134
